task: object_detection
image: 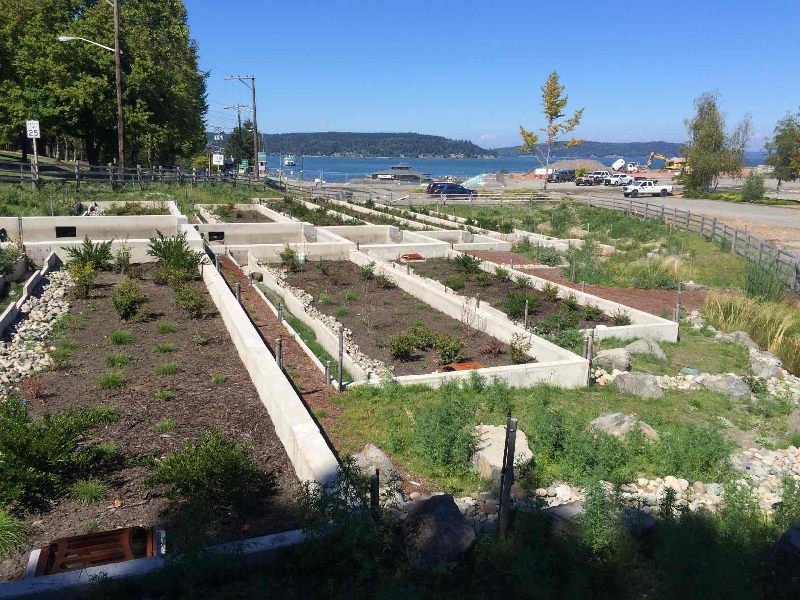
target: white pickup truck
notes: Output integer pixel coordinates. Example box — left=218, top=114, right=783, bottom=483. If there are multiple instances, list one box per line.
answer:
left=622, top=180, right=673, bottom=197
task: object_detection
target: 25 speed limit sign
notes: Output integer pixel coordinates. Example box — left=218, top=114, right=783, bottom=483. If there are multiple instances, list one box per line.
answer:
left=26, top=120, right=40, bottom=139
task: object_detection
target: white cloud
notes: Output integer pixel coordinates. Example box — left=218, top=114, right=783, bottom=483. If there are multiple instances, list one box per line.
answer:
left=479, top=134, right=497, bottom=141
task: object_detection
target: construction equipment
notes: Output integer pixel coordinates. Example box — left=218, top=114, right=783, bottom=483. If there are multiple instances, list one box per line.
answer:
left=645, top=152, right=688, bottom=172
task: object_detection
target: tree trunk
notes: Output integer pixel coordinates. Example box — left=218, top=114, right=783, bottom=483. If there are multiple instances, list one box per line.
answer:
left=16, top=128, right=27, bottom=162
left=85, top=136, right=100, bottom=165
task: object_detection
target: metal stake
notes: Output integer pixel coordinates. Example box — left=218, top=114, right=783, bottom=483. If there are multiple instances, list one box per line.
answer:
left=571, top=260, right=576, bottom=283
left=524, top=299, right=529, bottom=329
left=278, top=302, right=283, bottom=322
left=586, top=329, right=595, bottom=386
left=581, top=281, right=586, bottom=293
left=674, top=282, right=682, bottom=323
left=215, top=255, right=220, bottom=272
left=689, top=255, right=694, bottom=279
left=338, top=328, right=344, bottom=392
left=235, top=281, right=241, bottom=304
left=325, top=360, right=331, bottom=385
left=276, top=337, right=283, bottom=371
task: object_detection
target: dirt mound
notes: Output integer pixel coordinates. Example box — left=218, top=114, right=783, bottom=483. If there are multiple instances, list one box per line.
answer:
left=549, top=159, right=607, bottom=171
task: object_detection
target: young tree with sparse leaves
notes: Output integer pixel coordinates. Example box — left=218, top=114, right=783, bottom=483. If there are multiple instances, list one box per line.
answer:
left=519, top=71, right=584, bottom=191
left=764, top=111, right=800, bottom=193
left=680, top=91, right=751, bottom=195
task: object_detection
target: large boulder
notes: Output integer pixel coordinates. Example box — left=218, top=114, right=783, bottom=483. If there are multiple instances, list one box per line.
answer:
left=401, top=494, right=476, bottom=571
left=625, top=338, right=667, bottom=362
left=717, top=331, right=759, bottom=350
left=353, top=444, right=398, bottom=487
left=751, top=351, right=783, bottom=380
left=473, top=425, right=533, bottom=491
left=613, top=372, right=664, bottom=399
left=590, top=412, right=659, bottom=441
left=787, top=410, right=800, bottom=437
left=595, top=348, right=632, bottom=372
left=701, top=374, right=752, bottom=401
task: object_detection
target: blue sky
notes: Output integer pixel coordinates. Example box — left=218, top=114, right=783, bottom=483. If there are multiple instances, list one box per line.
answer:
left=189, top=0, right=798, bottom=149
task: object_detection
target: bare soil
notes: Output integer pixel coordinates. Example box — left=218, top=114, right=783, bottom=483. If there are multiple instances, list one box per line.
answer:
left=283, top=261, right=516, bottom=376
left=408, top=258, right=614, bottom=329
left=218, top=209, right=273, bottom=223
left=0, top=267, right=300, bottom=582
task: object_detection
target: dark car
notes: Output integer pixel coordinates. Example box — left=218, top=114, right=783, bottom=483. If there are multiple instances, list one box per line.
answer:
left=547, top=169, right=576, bottom=183
left=426, top=181, right=449, bottom=194
left=430, top=183, right=477, bottom=197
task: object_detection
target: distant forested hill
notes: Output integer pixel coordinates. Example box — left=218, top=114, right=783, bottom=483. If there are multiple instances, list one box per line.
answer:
left=207, top=132, right=495, bottom=158
left=492, top=141, right=683, bottom=158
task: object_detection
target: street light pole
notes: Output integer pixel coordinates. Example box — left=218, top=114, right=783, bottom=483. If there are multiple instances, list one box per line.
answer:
left=112, top=0, right=124, bottom=178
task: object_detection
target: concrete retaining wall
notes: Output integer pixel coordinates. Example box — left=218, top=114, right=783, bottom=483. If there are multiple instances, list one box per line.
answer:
left=0, top=215, right=179, bottom=245
left=198, top=222, right=310, bottom=245
left=0, top=252, right=60, bottom=338
left=202, top=260, right=339, bottom=484
left=323, top=198, right=434, bottom=230
left=417, top=229, right=512, bottom=252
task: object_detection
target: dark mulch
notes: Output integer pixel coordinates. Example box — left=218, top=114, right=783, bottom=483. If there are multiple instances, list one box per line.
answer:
left=283, top=261, right=516, bottom=376
left=0, top=267, right=300, bottom=582
left=408, top=258, right=614, bottom=329
left=219, top=209, right=273, bottom=223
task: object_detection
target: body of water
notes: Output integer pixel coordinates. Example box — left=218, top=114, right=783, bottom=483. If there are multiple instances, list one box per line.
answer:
left=266, top=153, right=766, bottom=184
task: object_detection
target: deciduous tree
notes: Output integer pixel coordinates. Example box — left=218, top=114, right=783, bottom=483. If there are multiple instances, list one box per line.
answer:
left=519, top=71, right=584, bottom=191
left=764, top=111, right=800, bottom=193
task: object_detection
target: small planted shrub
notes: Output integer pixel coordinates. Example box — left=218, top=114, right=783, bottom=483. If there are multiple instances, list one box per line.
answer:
left=68, top=262, right=95, bottom=299
left=148, top=429, right=261, bottom=512
left=542, top=282, right=560, bottom=302
left=445, top=274, right=466, bottom=291
left=474, top=272, right=492, bottom=287
left=157, top=419, right=177, bottom=432
left=317, top=260, right=331, bottom=276
left=113, top=247, right=131, bottom=274
left=147, top=231, right=203, bottom=274
left=212, top=374, right=227, bottom=385
left=494, top=266, right=511, bottom=282
left=174, top=286, right=208, bottom=319
left=65, top=236, right=113, bottom=270
left=389, top=331, right=417, bottom=361
left=508, top=333, right=532, bottom=364
left=22, top=374, right=44, bottom=400
left=359, top=261, right=376, bottom=280
left=583, top=304, right=605, bottom=322
left=192, top=334, right=209, bottom=346
left=503, top=291, right=540, bottom=320
left=105, top=352, right=131, bottom=368
left=436, top=335, right=465, bottom=364
left=98, top=370, right=124, bottom=389
left=344, top=292, right=359, bottom=302
left=279, top=245, right=302, bottom=273
left=110, top=329, right=135, bottom=345
left=152, top=265, right=192, bottom=288
left=317, top=292, right=335, bottom=306
left=157, top=322, right=177, bottom=334
left=153, top=343, right=174, bottom=353
left=111, top=277, right=149, bottom=321
left=155, top=362, right=180, bottom=376
left=480, top=338, right=505, bottom=356
left=375, top=273, right=396, bottom=289
left=0, top=510, right=26, bottom=557
left=333, top=307, right=348, bottom=318
left=409, top=322, right=437, bottom=349
left=68, top=478, right=110, bottom=504
left=514, top=275, right=531, bottom=290
left=612, top=309, right=633, bottom=326
left=453, top=253, right=482, bottom=274
left=562, top=293, right=580, bottom=311
left=154, top=389, right=175, bottom=401
left=538, top=246, right=562, bottom=267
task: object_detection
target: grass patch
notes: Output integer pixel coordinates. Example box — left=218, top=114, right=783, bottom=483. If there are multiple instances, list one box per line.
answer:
left=105, top=352, right=132, bottom=368
left=211, top=374, right=227, bottom=385
left=157, top=418, right=178, bottom=432
left=0, top=510, right=26, bottom=557
left=110, top=329, right=135, bottom=345
left=153, top=342, right=174, bottom=353
left=155, top=362, right=180, bottom=376
left=154, top=389, right=175, bottom=401
left=193, top=334, right=210, bottom=346
left=98, top=370, right=124, bottom=389
left=68, top=478, right=110, bottom=503
left=157, top=322, right=178, bottom=334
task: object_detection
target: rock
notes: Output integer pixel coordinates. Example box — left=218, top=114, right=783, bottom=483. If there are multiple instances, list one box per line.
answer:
left=613, top=372, right=664, bottom=399
left=589, top=412, right=659, bottom=441
left=706, top=483, right=723, bottom=497
left=692, top=481, right=706, bottom=495
left=250, top=271, right=264, bottom=282
left=787, top=411, right=800, bottom=436
left=544, top=501, right=584, bottom=534
left=401, top=494, right=476, bottom=571
left=701, top=374, right=752, bottom=401
left=473, top=424, right=533, bottom=491
left=555, top=484, right=572, bottom=501
left=595, top=348, right=632, bottom=372
left=621, top=506, right=658, bottom=535
left=663, top=476, right=679, bottom=490
left=677, top=478, right=689, bottom=492
left=680, top=367, right=700, bottom=375
left=751, top=360, right=783, bottom=380
left=642, top=493, right=658, bottom=506
left=683, top=282, right=708, bottom=291
left=353, top=444, right=398, bottom=487
left=625, top=338, right=667, bottom=361
left=719, top=331, right=760, bottom=350
left=769, top=525, right=800, bottom=573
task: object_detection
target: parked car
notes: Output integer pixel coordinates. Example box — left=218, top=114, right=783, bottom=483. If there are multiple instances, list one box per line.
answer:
left=546, top=169, right=576, bottom=183
left=431, top=183, right=477, bottom=197
left=426, top=181, right=449, bottom=194
left=591, top=170, right=611, bottom=181
left=607, top=174, right=634, bottom=186
left=622, top=180, right=673, bottom=197
left=576, top=173, right=603, bottom=186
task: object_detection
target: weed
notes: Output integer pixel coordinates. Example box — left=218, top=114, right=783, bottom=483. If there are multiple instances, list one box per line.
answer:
left=110, top=329, right=135, bottom=345
left=50, top=347, right=72, bottom=370
left=68, top=262, right=95, bottom=299
left=445, top=274, right=466, bottom=290
left=174, top=286, right=208, bottom=318
left=193, top=334, right=209, bottom=346
left=318, top=292, right=335, bottom=306
left=212, top=374, right=227, bottom=385
left=22, top=374, right=44, bottom=399
left=154, top=389, right=175, bottom=401
left=155, top=363, right=180, bottom=376
left=542, top=282, right=560, bottom=302
left=317, top=260, right=331, bottom=276
left=414, top=302, right=426, bottom=310
left=68, top=478, right=110, bottom=504
left=113, top=247, right=131, bottom=275
left=157, top=418, right=178, bottom=432
left=509, top=333, right=533, bottom=364
left=313, top=408, right=329, bottom=419
left=413, top=396, right=477, bottom=475
left=64, top=236, right=113, bottom=270
left=111, top=277, right=149, bottom=320
left=360, top=261, right=376, bottom=280
left=154, top=342, right=174, bottom=353
left=105, top=352, right=131, bottom=368
left=98, top=370, right=124, bottom=389
left=0, top=510, right=25, bottom=557
left=157, top=322, right=177, bottom=334
left=85, top=519, right=101, bottom=533
left=345, top=292, right=359, bottom=302
left=744, top=260, right=787, bottom=302
left=334, top=307, right=348, bottom=318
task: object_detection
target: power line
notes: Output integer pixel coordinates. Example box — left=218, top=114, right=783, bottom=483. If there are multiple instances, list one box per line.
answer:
left=224, top=75, right=259, bottom=177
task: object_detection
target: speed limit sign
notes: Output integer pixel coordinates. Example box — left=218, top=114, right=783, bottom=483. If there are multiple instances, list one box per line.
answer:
left=26, top=120, right=40, bottom=139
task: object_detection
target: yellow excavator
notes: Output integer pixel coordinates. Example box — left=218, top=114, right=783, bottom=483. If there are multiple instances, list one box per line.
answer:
left=645, top=152, right=689, bottom=172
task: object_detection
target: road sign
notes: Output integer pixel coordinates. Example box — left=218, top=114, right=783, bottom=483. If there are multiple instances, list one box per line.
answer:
left=258, top=152, right=266, bottom=162
left=212, top=153, right=224, bottom=166
left=241, top=159, right=249, bottom=169
left=26, top=120, right=40, bottom=139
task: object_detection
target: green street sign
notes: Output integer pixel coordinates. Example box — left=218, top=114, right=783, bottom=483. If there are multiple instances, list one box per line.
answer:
left=241, top=159, right=249, bottom=168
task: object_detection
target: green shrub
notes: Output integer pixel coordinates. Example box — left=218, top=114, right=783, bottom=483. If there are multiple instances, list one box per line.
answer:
left=279, top=245, right=302, bottom=273
left=174, top=285, right=208, bottom=319
left=113, top=247, right=131, bottom=274
left=445, top=274, right=466, bottom=290
left=474, top=272, right=492, bottom=287
left=105, top=352, right=131, bottom=368
left=360, top=261, right=376, bottom=280
left=542, top=282, right=560, bottom=302
left=494, top=266, right=510, bottom=282
left=653, top=424, right=731, bottom=481
left=741, top=172, right=766, bottom=202
left=155, top=362, right=180, bottom=376
left=375, top=273, right=396, bottom=289
left=212, top=374, right=227, bottom=385
left=67, top=262, right=95, bottom=299
left=68, top=478, right=110, bottom=504
left=344, top=292, right=359, bottom=302
left=583, top=304, right=605, bottom=321
left=562, top=293, right=580, bottom=311
left=64, top=236, right=112, bottom=270
left=154, top=389, right=175, bottom=400
left=147, top=231, right=203, bottom=273
left=0, top=245, right=20, bottom=278
left=775, top=476, right=800, bottom=531
left=98, top=370, right=124, bottom=389
left=152, top=265, right=192, bottom=287
left=453, top=253, right=482, bottom=274
left=193, top=334, right=209, bottom=346
left=413, top=396, right=477, bottom=474
left=580, top=479, right=620, bottom=552
left=503, top=291, right=540, bottom=319
left=436, top=335, right=464, bottom=364
left=157, top=418, right=178, bottom=432
left=514, top=275, right=531, bottom=290
left=389, top=332, right=417, bottom=361
left=157, top=322, right=177, bottom=334
left=110, top=329, right=135, bottom=345
left=408, top=322, right=437, bottom=349
left=333, top=307, right=348, bottom=318
left=538, top=246, right=562, bottom=267
left=509, top=333, right=532, bottom=364
left=154, top=342, right=174, bottom=353
left=148, top=429, right=262, bottom=512
left=111, top=277, right=149, bottom=320
left=611, top=309, right=633, bottom=326
left=0, top=510, right=26, bottom=557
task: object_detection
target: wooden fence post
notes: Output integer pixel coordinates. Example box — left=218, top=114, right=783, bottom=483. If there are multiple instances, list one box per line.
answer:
left=74, top=164, right=80, bottom=191
left=498, top=416, right=518, bottom=540
left=192, top=168, right=197, bottom=188
left=159, top=165, right=164, bottom=184
left=108, top=163, right=114, bottom=186
left=137, top=165, right=143, bottom=191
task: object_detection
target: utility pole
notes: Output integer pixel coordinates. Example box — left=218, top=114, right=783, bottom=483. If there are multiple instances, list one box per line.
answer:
left=224, top=104, right=250, bottom=172
left=224, top=76, right=258, bottom=178
left=112, top=0, right=124, bottom=178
